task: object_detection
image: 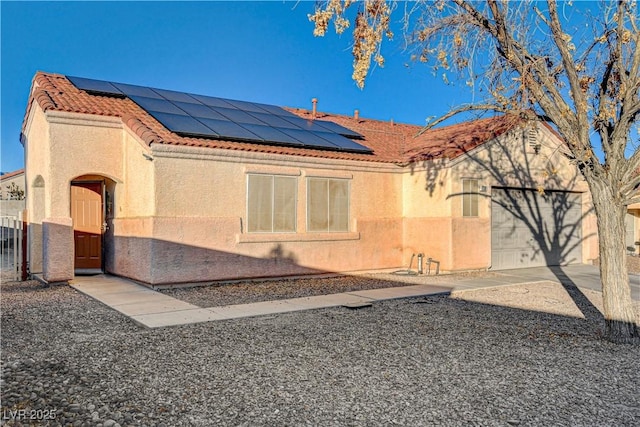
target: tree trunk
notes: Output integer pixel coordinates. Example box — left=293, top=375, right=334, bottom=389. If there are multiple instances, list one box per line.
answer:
left=588, top=178, right=639, bottom=344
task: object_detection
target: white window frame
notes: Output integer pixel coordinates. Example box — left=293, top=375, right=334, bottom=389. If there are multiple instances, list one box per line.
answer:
left=306, top=177, right=351, bottom=232
left=246, top=174, right=297, bottom=233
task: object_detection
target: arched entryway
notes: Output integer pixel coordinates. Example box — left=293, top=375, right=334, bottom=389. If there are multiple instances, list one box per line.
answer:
left=71, top=175, right=116, bottom=274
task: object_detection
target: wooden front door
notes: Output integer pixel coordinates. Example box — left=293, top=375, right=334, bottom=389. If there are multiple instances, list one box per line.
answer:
left=71, top=182, right=103, bottom=270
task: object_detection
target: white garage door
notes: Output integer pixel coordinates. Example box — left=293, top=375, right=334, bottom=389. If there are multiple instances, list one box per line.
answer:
left=626, top=213, right=636, bottom=254
left=491, top=188, right=582, bottom=270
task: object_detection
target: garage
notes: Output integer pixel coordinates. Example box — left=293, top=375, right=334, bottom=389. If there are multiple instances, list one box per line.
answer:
left=491, top=187, right=583, bottom=270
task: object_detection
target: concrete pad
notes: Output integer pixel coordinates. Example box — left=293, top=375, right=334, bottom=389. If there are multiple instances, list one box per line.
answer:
left=348, top=284, right=449, bottom=301
left=285, top=293, right=375, bottom=309
left=72, top=281, right=142, bottom=295
left=131, top=308, right=228, bottom=328
left=71, top=278, right=148, bottom=296
left=451, top=280, right=605, bottom=319
left=111, top=299, right=199, bottom=316
left=89, top=289, right=159, bottom=305
left=208, top=299, right=307, bottom=320
left=69, top=279, right=144, bottom=293
left=451, top=278, right=525, bottom=291
left=410, top=284, right=455, bottom=295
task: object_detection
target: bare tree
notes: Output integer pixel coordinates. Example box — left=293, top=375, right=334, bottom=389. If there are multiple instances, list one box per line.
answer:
left=309, top=0, right=639, bottom=343
left=5, top=183, right=25, bottom=201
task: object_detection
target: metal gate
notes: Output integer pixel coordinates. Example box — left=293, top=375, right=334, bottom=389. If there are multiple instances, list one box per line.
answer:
left=1, top=215, right=25, bottom=281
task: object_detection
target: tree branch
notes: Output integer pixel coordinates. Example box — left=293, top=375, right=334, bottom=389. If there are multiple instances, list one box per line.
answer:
left=416, top=103, right=518, bottom=135
left=547, top=1, right=589, bottom=136
left=624, top=196, right=640, bottom=206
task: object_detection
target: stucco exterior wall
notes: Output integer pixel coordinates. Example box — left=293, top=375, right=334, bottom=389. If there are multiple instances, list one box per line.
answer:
left=116, top=130, right=155, bottom=218
left=400, top=163, right=453, bottom=269
left=23, top=107, right=156, bottom=280
left=137, top=145, right=404, bottom=284
left=47, top=113, right=124, bottom=217
left=24, top=104, right=602, bottom=284
left=447, top=124, right=596, bottom=269
left=449, top=125, right=586, bottom=192
left=23, top=107, right=50, bottom=274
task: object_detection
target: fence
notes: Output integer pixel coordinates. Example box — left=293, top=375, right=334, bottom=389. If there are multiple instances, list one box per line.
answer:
left=1, top=215, right=25, bottom=281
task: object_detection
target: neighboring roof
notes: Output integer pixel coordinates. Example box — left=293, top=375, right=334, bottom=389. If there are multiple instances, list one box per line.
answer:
left=0, top=169, right=25, bottom=181
left=22, top=72, right=524, bottom=164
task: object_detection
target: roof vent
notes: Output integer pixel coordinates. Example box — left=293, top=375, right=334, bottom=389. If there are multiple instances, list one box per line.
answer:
left=312, top=98, right=317, bottom=119
left=354, top=109, right=359, bottom=120
left=527, top=127, right=541, bottom=154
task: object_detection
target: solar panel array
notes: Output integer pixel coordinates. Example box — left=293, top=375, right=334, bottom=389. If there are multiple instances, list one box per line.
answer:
left=67, top=76, right=372, bottom=154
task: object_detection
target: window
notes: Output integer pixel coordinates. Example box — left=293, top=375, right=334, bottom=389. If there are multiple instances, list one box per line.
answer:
left=247, top=174, right=296, bottom=232
left=307, top=178, right=350, bottom=232
left=462, top=179, right=479, bottom=217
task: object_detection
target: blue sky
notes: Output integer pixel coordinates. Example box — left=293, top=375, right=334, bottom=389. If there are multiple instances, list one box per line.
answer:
left=0, top=1, right=475, bottom=173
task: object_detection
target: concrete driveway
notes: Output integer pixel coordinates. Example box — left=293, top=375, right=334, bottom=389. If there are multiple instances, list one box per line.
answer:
left=496, top=264, right=640, bottom=301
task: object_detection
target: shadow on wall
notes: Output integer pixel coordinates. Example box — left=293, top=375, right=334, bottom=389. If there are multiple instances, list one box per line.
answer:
left=406, top=125, right=605, bottom=327
left=34, top=222, right=357, bottom=285
left=412, top=123, right=595, bottom=270
left=106, top=236, right=330, bottom=286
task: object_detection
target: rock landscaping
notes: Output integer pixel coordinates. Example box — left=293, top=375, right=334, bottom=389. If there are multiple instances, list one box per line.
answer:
left=2, top=277, right=639, bottom=426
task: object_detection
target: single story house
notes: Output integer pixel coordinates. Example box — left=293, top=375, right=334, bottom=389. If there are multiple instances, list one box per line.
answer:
left=21, top=71, right=601, bottom=285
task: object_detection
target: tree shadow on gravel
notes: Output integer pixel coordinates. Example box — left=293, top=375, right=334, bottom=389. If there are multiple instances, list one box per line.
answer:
left=550, top=266, right=605, bottom=324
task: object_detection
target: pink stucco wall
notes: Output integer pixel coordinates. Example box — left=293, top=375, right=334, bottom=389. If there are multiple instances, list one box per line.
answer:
left=108, top=212, right=403, bottom=285
left=23, top=104, right=600, bottom=285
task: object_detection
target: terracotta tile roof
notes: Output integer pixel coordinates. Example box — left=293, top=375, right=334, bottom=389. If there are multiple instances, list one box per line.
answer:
left=0, top=169, right=25, bottom=181
left=22, top=72, right=523, bottom=164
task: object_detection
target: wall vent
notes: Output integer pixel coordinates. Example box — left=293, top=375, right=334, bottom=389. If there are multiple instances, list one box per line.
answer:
left=527, top=127, right=541, bottom=154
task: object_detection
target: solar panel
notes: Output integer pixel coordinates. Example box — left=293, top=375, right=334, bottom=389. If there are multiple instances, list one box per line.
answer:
left=112, top=82, right=164, bottom=99
left=239, top=124, right=304, bottom=146
left=252, top=103, right=299, bottom=118
left=212, top=107, right=268, bottom=126
left=312, top=132, right=372, bottom=153
left=190, top=94, right=236, bottom=109
left=129, top=96, right=188, bottom=116
left=248, top=112, right=302, bottom=129
left=278, top=128, right=340, bottom=150
left=313, top=120, right=364, bottom=139
left=172, top=101, right=228, bottom=120
left=197, top=118, right=262, bottom=141
left=223, top=99, right=272, bottom=114
left=280, top=116, right=332, bottom=133
left=147, top=112, right=217, bottom=136
left=67, top=76, right=123, bottom=96
left=67, top=75, right=373, bottom=154
left=152, top=88, right=201, bottom=104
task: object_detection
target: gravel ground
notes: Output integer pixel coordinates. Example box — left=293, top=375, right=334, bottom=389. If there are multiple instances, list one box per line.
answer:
left=160, top=271, right=504, bottom=308
left=2, top=277, right=640, bottom=426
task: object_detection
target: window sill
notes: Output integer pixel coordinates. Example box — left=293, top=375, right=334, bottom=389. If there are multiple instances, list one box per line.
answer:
left=237, top=232, right=360, bottom=244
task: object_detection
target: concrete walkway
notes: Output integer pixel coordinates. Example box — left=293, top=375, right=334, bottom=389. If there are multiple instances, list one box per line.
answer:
left=70, top=275, right=452, bottom=328
left=70, top=264, right=634, bottom=329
